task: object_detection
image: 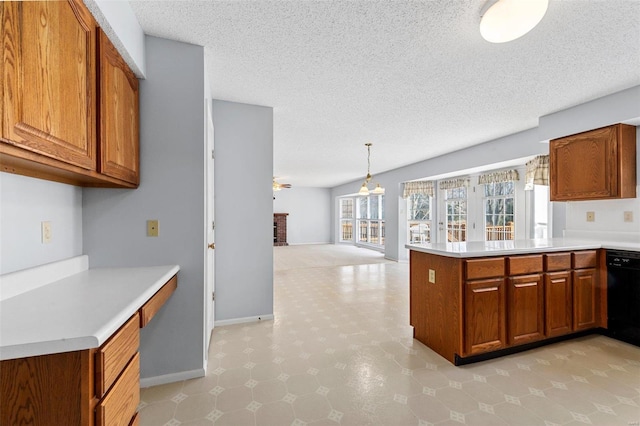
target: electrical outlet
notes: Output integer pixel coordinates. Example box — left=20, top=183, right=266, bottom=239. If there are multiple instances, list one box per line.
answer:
left=624, top=211, right=633, bottom=222
left=147, top=220, right=159, bottom=237
left=586, top=211, right=595, bottom=222
left=428, top=269, right=436, bottom=283
left=41, top=221, right=52, bottom=244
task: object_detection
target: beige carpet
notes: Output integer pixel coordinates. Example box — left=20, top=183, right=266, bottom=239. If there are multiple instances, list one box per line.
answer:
left=274, top=244, right=393, bottom=271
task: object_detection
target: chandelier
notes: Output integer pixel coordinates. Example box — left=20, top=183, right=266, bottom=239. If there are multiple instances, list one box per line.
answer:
left=358, top=143, right=384, bottom=196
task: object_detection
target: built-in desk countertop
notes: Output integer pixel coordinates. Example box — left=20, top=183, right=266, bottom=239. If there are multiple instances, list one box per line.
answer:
left=0, top=259, right=179, bottom=361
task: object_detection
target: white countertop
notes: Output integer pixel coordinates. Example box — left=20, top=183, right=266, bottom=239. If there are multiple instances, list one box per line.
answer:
left=0, top=265, right=179, bottom=361
left=406, top=238, right=640, bottom=258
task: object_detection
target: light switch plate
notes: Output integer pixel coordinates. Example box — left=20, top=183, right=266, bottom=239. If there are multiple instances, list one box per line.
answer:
left=147, top=220, right=159, bottom=237
left=428, top=269, right=436, bottom=284
left=41, top=221, right=52, bottom=244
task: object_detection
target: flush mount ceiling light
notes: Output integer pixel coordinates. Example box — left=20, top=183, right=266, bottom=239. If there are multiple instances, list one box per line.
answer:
left=358, top=143, right=385, bottom=196
left=480, top=0, right=549, bottom=43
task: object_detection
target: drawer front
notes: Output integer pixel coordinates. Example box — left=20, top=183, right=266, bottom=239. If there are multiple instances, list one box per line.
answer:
left=140, top=275, right=177, bottom=327
left=465, top=258, right=505, bottom=280
left=545, top=253, right=571, bottom=271
left=96, top=352, right=140, bottom=426
left=507, top=255, right=543, bottom=275
left=573, top=250, right=597, bottom=269
left=96, top=313, right=140, bottom=397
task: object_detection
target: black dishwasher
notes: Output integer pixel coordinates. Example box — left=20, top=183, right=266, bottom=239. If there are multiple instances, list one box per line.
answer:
left=606, top=250, right=640, bottom=346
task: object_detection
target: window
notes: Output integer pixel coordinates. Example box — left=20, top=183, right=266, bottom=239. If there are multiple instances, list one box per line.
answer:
left=444, top=187, right=467, bottom=242
left=357, top=195, right=385, bottom=247
left=532, top=184, right=549, bottom=238
left=339, top=198, right=354, bottom=242
left=483, top=181, right=515, bottom=241
left=407, top=193, right=432, bottom=243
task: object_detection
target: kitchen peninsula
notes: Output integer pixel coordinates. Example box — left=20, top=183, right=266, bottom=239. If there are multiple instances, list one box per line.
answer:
left=407, top=238, right=639, bottom=365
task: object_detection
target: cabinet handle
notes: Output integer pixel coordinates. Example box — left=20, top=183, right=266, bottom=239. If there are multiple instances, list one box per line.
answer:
left=472, top=287, right=498, bottom=293
left=514, top=282, right=537, bottom=288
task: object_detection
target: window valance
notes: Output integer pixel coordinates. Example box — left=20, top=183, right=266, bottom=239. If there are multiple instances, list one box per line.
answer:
left=525, top=155, right=549, bottom=190
left=402, top=180, right=435, bottom=198
left=439, top=178, right=470, bottom=190
left=478, top=169, right=519, bottom=185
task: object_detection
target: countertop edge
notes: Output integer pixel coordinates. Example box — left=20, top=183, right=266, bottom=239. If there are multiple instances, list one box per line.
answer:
left=406, top=239, right=639, bottom=258
left=92, top=265, right=180, bottom=347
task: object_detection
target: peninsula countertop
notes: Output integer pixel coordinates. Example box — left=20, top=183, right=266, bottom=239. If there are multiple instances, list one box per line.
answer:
left=0, top=264, right=179, bottom=361
left=406, top=238, right=640, bottom=258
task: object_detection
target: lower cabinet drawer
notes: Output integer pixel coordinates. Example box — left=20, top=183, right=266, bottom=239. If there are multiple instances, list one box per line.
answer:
left=465, top=258, right=505, bottom=280
left=140, top=275, right=177, bottom=327
left=96, top=352, right=140, bottom=426
left=96, top=313, right=140, bottom=397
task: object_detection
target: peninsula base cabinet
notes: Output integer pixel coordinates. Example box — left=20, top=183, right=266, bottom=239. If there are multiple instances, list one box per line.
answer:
left=410, top=250, right=605, bottom=364
left=464, top=278, right=507, bottom=355
left=0, top=275, right=177, bottom=426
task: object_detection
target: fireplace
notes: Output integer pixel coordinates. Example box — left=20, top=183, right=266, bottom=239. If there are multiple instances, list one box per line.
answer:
left=274, top=213, right=288, bottom=246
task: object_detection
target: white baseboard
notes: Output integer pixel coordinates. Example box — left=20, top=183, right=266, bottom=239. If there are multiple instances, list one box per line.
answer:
left=215, top=314, right=274, bottom=327
left=286, top=242, right=331, bottom=246
left=140, top=368, right=205, bottom=388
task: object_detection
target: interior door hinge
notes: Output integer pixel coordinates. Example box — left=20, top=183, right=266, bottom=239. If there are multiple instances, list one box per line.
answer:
left=212, top=150, right=215, bottom=159
left=212, top=221, right=215, bottom=230
left=212, top=291, right=215, bottom=301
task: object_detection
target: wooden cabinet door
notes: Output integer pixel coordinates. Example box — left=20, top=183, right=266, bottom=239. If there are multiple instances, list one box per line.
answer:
left=465, top=278, right=506, bottom=355
left=550, top=124, right=636, bottom=201
left=507, top=274, right=544, bottom=345
left=1, top=0, right=96, bottom=169
left=573, top=268, right=597, bottom=330
left=98, top=30, right=140, bottom=185
left=545, top=271, right=572, bottom=337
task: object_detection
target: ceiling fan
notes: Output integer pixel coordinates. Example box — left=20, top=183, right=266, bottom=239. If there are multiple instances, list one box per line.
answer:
left=273, top=178, right=291, bottom=192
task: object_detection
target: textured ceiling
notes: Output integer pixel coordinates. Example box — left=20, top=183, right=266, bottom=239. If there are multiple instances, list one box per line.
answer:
left=129, top=0, right=640, bottom=188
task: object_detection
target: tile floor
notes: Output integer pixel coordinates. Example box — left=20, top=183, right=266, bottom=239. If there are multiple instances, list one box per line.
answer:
left=140, top=245, right=640, bottom=426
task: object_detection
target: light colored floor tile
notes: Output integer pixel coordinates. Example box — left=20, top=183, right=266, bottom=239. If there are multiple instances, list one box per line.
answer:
left=140, top=244, right=640, bottom=426
left=255, top=401, right=296, bottom=426
left=216, top=386, right=253, bottom=413
left=174, top=393, right=216, bottom=423
left=139, top=400, right=177, bottom=426
left=214, top=409, right=255, bottom=426
left=292, top=393, right=332, bottom=423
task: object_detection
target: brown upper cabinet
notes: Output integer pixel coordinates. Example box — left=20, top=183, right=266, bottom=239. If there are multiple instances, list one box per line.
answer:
left=550, top=123, right=636, bottom=201
left=98, top=30, right=140, bottom=185
left=0, top=0, right=139, bottom=188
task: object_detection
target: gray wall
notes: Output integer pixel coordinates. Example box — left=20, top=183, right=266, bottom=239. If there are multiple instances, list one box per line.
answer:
left=213, top=100, right=274, bottom=322
left=0, top=173, right=83, bottom=274
left=273, top=187, right=331, bottom=244
left=330, top=85, right=640, bottom=261
left=83, top=36, right=206, bottom=381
